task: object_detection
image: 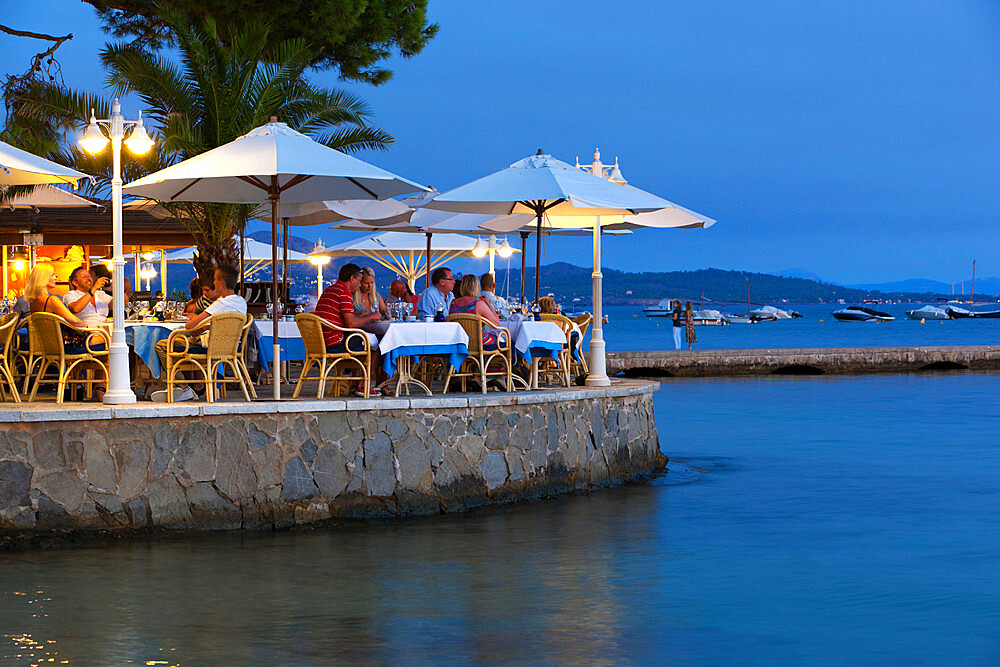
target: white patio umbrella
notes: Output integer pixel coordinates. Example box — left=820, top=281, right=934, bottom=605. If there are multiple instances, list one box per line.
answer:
left=124, top=118, right=428, bottom=399
left=314, top=231, right=518, bottom=291
left=0, top=140, right=91, bottom=187
left=423, top=150, right=711, bottom=387
left=3, top=184, right=99, bottom=209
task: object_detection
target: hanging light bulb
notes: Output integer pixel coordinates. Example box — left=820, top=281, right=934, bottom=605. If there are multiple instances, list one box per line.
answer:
left=11, top=248, right=28, bottom=272
left=79, top=110, right=109, bottom=154
left=141, top=249, right=155, bottom=260
left=139, top=263, right=157, bottom=280
left=124, top=111, right=154, bottom=155
left=496, top=238, right=515, bottom=259
left=471, top=237, right=488, bottom=258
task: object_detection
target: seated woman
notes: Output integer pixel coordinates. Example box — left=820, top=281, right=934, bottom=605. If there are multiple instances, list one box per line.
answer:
left=354, top=267, right=389, bottom=319
left=538, top=296, right=556, bottom=314
left=449, top=274, right=503, bottom=348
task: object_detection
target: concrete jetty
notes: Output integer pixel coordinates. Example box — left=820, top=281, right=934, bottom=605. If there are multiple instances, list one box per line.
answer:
left=607, top=346, right=1000, bottom=377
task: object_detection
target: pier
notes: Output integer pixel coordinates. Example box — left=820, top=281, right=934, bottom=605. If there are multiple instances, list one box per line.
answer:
left=608, top=346, right=1000, bottom=377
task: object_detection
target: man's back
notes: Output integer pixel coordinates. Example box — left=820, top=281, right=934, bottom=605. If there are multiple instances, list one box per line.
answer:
left=315, top=281, right=354, bottom=346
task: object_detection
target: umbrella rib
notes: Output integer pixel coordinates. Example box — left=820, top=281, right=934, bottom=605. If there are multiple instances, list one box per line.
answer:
left=280, top=174, right=314, bottom=192
left=236, top=175, right=270, bottom=191
left=347, top=177, right=379, bottom=198
left=169, top=178, right=203, bottom=201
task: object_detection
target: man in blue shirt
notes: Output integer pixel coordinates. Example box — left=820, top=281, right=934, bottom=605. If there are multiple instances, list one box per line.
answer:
left=417, top=266, right=455, bottom=319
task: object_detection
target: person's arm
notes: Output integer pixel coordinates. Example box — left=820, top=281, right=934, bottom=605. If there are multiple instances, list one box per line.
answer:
left=343, top=308, right=381, bottom=329
left=63, top=290, right=91, bottom=314
left=475, top=299, right=501, bottom=327
left=416, top=291, right=431, bottom=318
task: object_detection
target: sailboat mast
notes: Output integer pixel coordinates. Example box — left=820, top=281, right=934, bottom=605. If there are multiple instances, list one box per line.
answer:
left=745, top=276, right=751, bottom=318
left=970, top=260, right=976, bottom=304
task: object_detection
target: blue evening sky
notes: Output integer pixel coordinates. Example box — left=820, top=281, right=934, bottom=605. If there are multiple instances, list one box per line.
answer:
left=3, top=0, right=999, bottom=284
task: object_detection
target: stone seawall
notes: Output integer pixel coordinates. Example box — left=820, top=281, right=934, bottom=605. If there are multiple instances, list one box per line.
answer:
left=608, top=346, right=1000, bottom=377
left=0, top=382, right=661, bottom=544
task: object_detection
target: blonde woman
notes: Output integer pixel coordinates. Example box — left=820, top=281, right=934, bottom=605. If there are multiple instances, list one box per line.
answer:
left=25, top=264, right=87, bottom=328
left=353, top=266, right=389, bottom=317
left=685, top=301, right=697, bottom=349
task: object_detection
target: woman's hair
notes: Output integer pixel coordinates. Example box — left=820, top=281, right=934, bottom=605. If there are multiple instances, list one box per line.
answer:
left=538, top=296, right=556, bottom=314
left=459, top=274, right=481, bottom=298
left=685, top=301, right=693, bottom=313
left=354, top=266, right=378, bottom=308
left=189, top=276, right=201, bottom=300
left=24, top=264, right=54, bottom=300
left=480, top=272, right=496, bottom=292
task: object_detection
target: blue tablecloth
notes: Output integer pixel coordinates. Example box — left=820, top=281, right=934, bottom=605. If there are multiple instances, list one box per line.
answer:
left=382, top=343, right=468, bottom=377
left=520, top=341, right=563, bottom=365
left=125, top=322, right=185, bottom=378
left=256, top=334, right=306, bottom=374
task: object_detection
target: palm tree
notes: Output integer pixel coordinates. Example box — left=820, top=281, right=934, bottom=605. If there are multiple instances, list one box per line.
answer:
left=12, top=15, right=393, bottom=275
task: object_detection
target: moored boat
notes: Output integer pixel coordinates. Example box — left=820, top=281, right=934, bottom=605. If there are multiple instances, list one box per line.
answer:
left=833, top=306, right=895, bottom=322
left=643, top=298, right=677, bottom=317
left=906, top=305, right=950, bottom=320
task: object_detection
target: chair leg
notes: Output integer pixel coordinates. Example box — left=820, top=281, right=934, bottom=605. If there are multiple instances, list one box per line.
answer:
left=293, top=357, right=314, bottom=399
left=230, top=360, right=251, bottom=402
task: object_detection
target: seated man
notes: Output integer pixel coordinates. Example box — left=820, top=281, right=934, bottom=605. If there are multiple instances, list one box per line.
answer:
left=479, top=272, right=511, bottom=320
left=315, top=263, right=383, bottom=395
left=63, top=266, right=113, bottom=327
left=151, top=266, right=247, bottom=402
left=389, top=278, right=418, bottom=314
left=416, top=266, right=455, bottom=319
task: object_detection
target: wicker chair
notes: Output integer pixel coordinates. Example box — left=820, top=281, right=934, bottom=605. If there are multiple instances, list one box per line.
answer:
left=0, top=313, right=22, bottom=402
left=292, top=313, right=372, bottom=398
left=237, top=313, right=258, bottom=400
left=443, top=314, right=513, bottom=394
left=163, top=311, right=251, bottom=403
left=27, top=312, right=110, bottom=403
left=568, top=313, right=591, bottom=376
left=538, top=314, right=574, bottom=387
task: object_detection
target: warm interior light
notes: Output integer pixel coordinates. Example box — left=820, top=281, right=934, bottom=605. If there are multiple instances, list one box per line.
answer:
left=124, top=112, right=154, bottom=155
left=139, top=264, right=157, bottom=280
left=12, top=261, right=24, bottom=272
left=79, top=110, right=109, bottom=154
left=471, top=238, right=488, bottom=258
left=141, top=250, right=155, bottom=260
left=496, top=238, right=514, bottom=259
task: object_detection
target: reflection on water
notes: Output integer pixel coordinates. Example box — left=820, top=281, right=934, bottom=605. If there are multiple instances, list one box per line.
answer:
left=2, top=373, right=1000, bottom=663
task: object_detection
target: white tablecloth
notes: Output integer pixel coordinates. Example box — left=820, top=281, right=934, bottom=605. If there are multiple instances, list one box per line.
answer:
left=378, top=322, right=469, bottom=376
left=501, top=319, right=567, bottom=363
left=123, top=321, right=187, bottom=377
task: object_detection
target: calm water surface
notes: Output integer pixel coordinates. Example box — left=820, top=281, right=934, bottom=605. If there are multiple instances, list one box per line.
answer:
left=3, top=373, right=1000, bottom=664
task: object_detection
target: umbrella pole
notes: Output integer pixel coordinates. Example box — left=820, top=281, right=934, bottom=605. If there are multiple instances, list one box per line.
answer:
left=282, top=218, right=289, bottom=308
left=535, top=211, right=542, bottom=303
left=519, top=232, right=527, bottom=305
left=586, top=218, right=610, bottom=387
left=270, top=177, right=281, bottom=400
left=425, top=233, right=432, bottom=289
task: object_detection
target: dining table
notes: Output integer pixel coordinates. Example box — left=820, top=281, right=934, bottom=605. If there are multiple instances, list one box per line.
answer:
left=123, top=320, right=187, bottom=378
left=377, top=321, right=469, bottom=396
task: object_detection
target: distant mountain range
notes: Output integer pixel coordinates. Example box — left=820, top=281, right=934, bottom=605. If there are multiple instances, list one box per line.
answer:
left=848, top=277, right=1000, bottom=296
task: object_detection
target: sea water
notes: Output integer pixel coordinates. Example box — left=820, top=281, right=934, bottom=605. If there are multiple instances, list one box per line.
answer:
left=599, top=303, right=1000, bottom=351
left=2, top=372, right=998, bottom=664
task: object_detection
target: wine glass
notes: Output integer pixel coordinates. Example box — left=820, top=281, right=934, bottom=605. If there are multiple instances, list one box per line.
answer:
left=266, top=302, right=274, bottom=319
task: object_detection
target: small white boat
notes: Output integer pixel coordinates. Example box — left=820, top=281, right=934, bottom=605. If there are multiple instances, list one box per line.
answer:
left=724, top=314, right=753, bottom=324
left=691, top=308, right=729, bottom=326
left=833, top=306, right=894, bottom=322
left=906, top=305, right=950, bottom=320
left=643, top=298, right=677, bottom=317
left=750, top=305, right=793, bottom=321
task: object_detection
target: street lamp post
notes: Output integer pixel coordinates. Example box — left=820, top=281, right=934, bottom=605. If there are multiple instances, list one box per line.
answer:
left=471, top=235, right=514, bottom=275
left=79, top=99, right=154, bottom=405
left=308, top=242, right=331, bottom=296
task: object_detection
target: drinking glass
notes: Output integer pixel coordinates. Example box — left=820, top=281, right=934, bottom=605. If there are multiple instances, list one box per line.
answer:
left=266, top=302, right=274, bottom=319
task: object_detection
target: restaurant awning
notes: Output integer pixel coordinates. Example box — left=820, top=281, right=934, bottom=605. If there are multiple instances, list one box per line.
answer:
left=0, top=202, right=196, bottom=247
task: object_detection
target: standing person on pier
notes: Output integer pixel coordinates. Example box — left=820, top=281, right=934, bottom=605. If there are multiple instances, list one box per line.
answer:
left=685, top=301, right=697, bottom=350
left=671, top=300, right=684, bottom=350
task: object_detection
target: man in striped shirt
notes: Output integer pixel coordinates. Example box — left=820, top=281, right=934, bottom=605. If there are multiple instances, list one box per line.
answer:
left=315, top=263, right=383, bottom=394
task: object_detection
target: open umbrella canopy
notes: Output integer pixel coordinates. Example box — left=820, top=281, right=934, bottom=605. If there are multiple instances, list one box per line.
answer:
left=315, top=231, right=517, bottom=289
left=0, top=140, right=91, bottom=187
left=165, top=239, right=311, bottom=263
left=423, top=152, right=672, bottom=216
left=256, top=197, right=412, bottom=226
left=123, top=121, right=427, bottom=203
left=3, top=184, right=99, bottom=209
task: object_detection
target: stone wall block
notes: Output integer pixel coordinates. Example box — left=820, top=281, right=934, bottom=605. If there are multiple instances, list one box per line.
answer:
left=316, top=412, right=349, bottom=443
left=32, top=429, right=68, bottom=469
left=37, top=493, right=75, bottom=529
left=127, top=497, right=149, bottom=527
left=481, top=451, right=508, bottom=491
left=147, top=475, right=192, bottom=528
left=82, top=431, right=116, bottom=492
left=114, top=440, right=150, bottom=501
left=248, top=422, right=276, bottom=449
left=385, top=417, right=408, bottom=440
left=299, top=438, right=318, bottom=466
left=89, top=491, right=126, bottom=525
left=395, top=433, right=431, bottom=491
left=152, top=425, right=176, bottom=478
left=363, top=433, right=396, bottom=497
left=0, top=431, right=29, bottom=461
left=186, top=482, right=241, bottom=530
left=312, top=444, right=350, bottom=498
left=456, top=433, right=488, bottom=469
left=346, top=453, right=363, bottom=492
left=250, top=443, right=283, bottom=490
left=1, top=506, right=35, bottom=529
left=282, top=457, right=320, bottom=502
left=175, top=421, right=217, bottom=484
left=505, top=449, right=526, bottom=482
left=0, top=460, right=32, bottom=509
left=338, top=430, right=364, bottom=462
left=293, top=500, right=331, bottom=525
left=35, top=470, right=86, bottom=515
left=215, top=421, right=257, bottom=501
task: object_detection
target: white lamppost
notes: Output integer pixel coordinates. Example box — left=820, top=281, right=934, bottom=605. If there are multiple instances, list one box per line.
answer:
left=79, top=99, right=154, bottom=404
left=308, top=242, right=331, bottom=296
left=139, top=264, right=157, bottom=292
